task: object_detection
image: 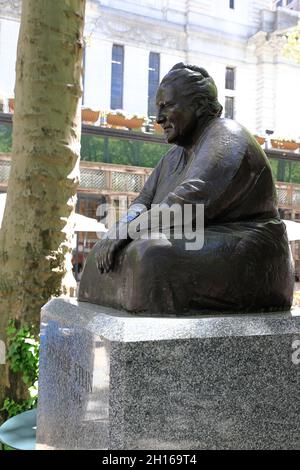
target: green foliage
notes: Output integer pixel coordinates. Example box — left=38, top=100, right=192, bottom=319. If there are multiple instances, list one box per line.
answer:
left=6, top=320, right=39, bottom=385
left=1, top=395, right=37, bottom=419
left=80, top=134, right=168, bottom=168
left=2, top=444, right=15, bottom=450
left=269, top=158, right=300, bottom=184
left=81, top=134, right=104, bottom=162
left=1, top=320, right=39, bottom=419
left=108, top=139, right=167, bottom=167
left=0, top=123, right=12, bottom=153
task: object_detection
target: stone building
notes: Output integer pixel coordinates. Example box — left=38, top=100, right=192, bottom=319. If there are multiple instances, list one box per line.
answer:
left=273, top=0, right=300, bottom=10
left=0, top=0, right=300, bottom=137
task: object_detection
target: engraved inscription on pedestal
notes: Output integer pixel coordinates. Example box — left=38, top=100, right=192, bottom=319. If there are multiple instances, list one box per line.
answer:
left=37, top=318, right=110, bottom=449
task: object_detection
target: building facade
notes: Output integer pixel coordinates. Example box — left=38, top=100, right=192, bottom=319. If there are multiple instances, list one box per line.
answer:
left=0, top=0, right=300, bottom=138
left=273, top=0, right=300, bottom=10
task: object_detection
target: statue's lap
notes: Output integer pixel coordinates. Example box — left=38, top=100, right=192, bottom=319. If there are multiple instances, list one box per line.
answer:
left=79, top=221, right=293, bottom=314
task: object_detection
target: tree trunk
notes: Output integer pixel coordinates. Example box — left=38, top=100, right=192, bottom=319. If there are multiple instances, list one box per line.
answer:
left=0, top=0, right=86, bottom=417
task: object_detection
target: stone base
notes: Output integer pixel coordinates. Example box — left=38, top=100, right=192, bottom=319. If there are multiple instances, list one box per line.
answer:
left=36, top=298, right=300, bottom=450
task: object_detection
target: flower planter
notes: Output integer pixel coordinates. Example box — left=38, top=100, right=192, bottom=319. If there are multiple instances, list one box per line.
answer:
left=271, top=139, right=299, bottom=151
left=106, top=113, right=126, bottom=127
left=81, top=108, right=100, bottom=123
left=107, top=114, right=144, bottom=130
left=127, top=118, right=144, bottom=130
left=254, top=135, right=265, bottom=145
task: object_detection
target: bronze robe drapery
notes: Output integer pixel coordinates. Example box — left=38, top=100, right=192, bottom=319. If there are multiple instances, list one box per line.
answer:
left=79, top=118, right=294, bottom=314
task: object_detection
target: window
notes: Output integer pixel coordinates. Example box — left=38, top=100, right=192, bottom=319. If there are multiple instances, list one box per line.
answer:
left=148, top=52, right=160, bottom=117
left=274, top=0, right=294, bottom=8
left=229, top=0, right=235, bottom=9
left=111, top=45, right=124, bottom=110
left=225, top=67, right=235, bottom=90
left=225, top=97, right=235, bottom=119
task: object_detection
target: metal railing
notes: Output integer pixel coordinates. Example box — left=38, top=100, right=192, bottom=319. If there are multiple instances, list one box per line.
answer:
left=0, top=153, right=152, bottom=196
left=276, top=182, right=300, bottom=209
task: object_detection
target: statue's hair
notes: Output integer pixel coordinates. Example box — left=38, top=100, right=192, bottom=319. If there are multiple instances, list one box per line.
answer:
left=161, top=62, right=223, bottom=118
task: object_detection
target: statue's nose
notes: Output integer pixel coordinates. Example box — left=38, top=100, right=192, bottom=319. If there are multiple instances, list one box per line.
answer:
left=156, top=110, right=166, bottom=124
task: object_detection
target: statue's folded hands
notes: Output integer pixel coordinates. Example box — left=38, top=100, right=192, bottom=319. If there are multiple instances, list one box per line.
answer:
left=95, top=218, right=132, bottom=273
left=95, top=204, right=148, bottom=273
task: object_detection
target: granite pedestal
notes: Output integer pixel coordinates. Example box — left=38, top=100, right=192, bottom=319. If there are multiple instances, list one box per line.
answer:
left=36, top=298, right=300, bottom=450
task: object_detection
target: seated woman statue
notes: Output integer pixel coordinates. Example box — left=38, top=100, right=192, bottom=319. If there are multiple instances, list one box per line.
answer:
left=78, top=63, right=294, bottom=314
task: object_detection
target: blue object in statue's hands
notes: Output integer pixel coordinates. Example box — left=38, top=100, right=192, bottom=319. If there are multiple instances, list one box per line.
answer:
left=124, top=212, right=139, bottom=223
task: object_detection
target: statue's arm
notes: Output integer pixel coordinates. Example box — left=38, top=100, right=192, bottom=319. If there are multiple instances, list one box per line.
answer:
left=96, top=157, right=164, bottom=273
left=130, top=124, right=264, bottom=234
left=159, top=125, right=256, bottom=222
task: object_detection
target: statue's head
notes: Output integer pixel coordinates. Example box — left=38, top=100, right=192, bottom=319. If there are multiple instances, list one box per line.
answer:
left=156, top=63, right=223, bottom=146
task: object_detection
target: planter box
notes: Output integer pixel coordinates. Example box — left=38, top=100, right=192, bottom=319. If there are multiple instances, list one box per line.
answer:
left=107, top=114, right=144, bottom=129
left=127, top=118, right=144, bottom=129
left=271, top=139, right=299, bottom=151
left=254, top=135, right=265, bottom=145
left=81, top=108, right=100, bottom=123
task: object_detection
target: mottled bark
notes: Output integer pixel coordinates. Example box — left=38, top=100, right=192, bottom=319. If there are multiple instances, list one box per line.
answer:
left=0, top=0, right=86, bottom=417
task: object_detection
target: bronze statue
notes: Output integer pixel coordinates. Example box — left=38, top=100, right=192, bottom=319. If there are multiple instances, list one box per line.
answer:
left=78, top=63, right=294, bottom=314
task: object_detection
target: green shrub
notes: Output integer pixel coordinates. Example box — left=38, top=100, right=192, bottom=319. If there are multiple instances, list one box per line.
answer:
left=1, top=320, right=39, bottom=418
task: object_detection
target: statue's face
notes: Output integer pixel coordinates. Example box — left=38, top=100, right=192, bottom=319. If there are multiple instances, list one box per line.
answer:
left=156, top=82, right=198, bottom=146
